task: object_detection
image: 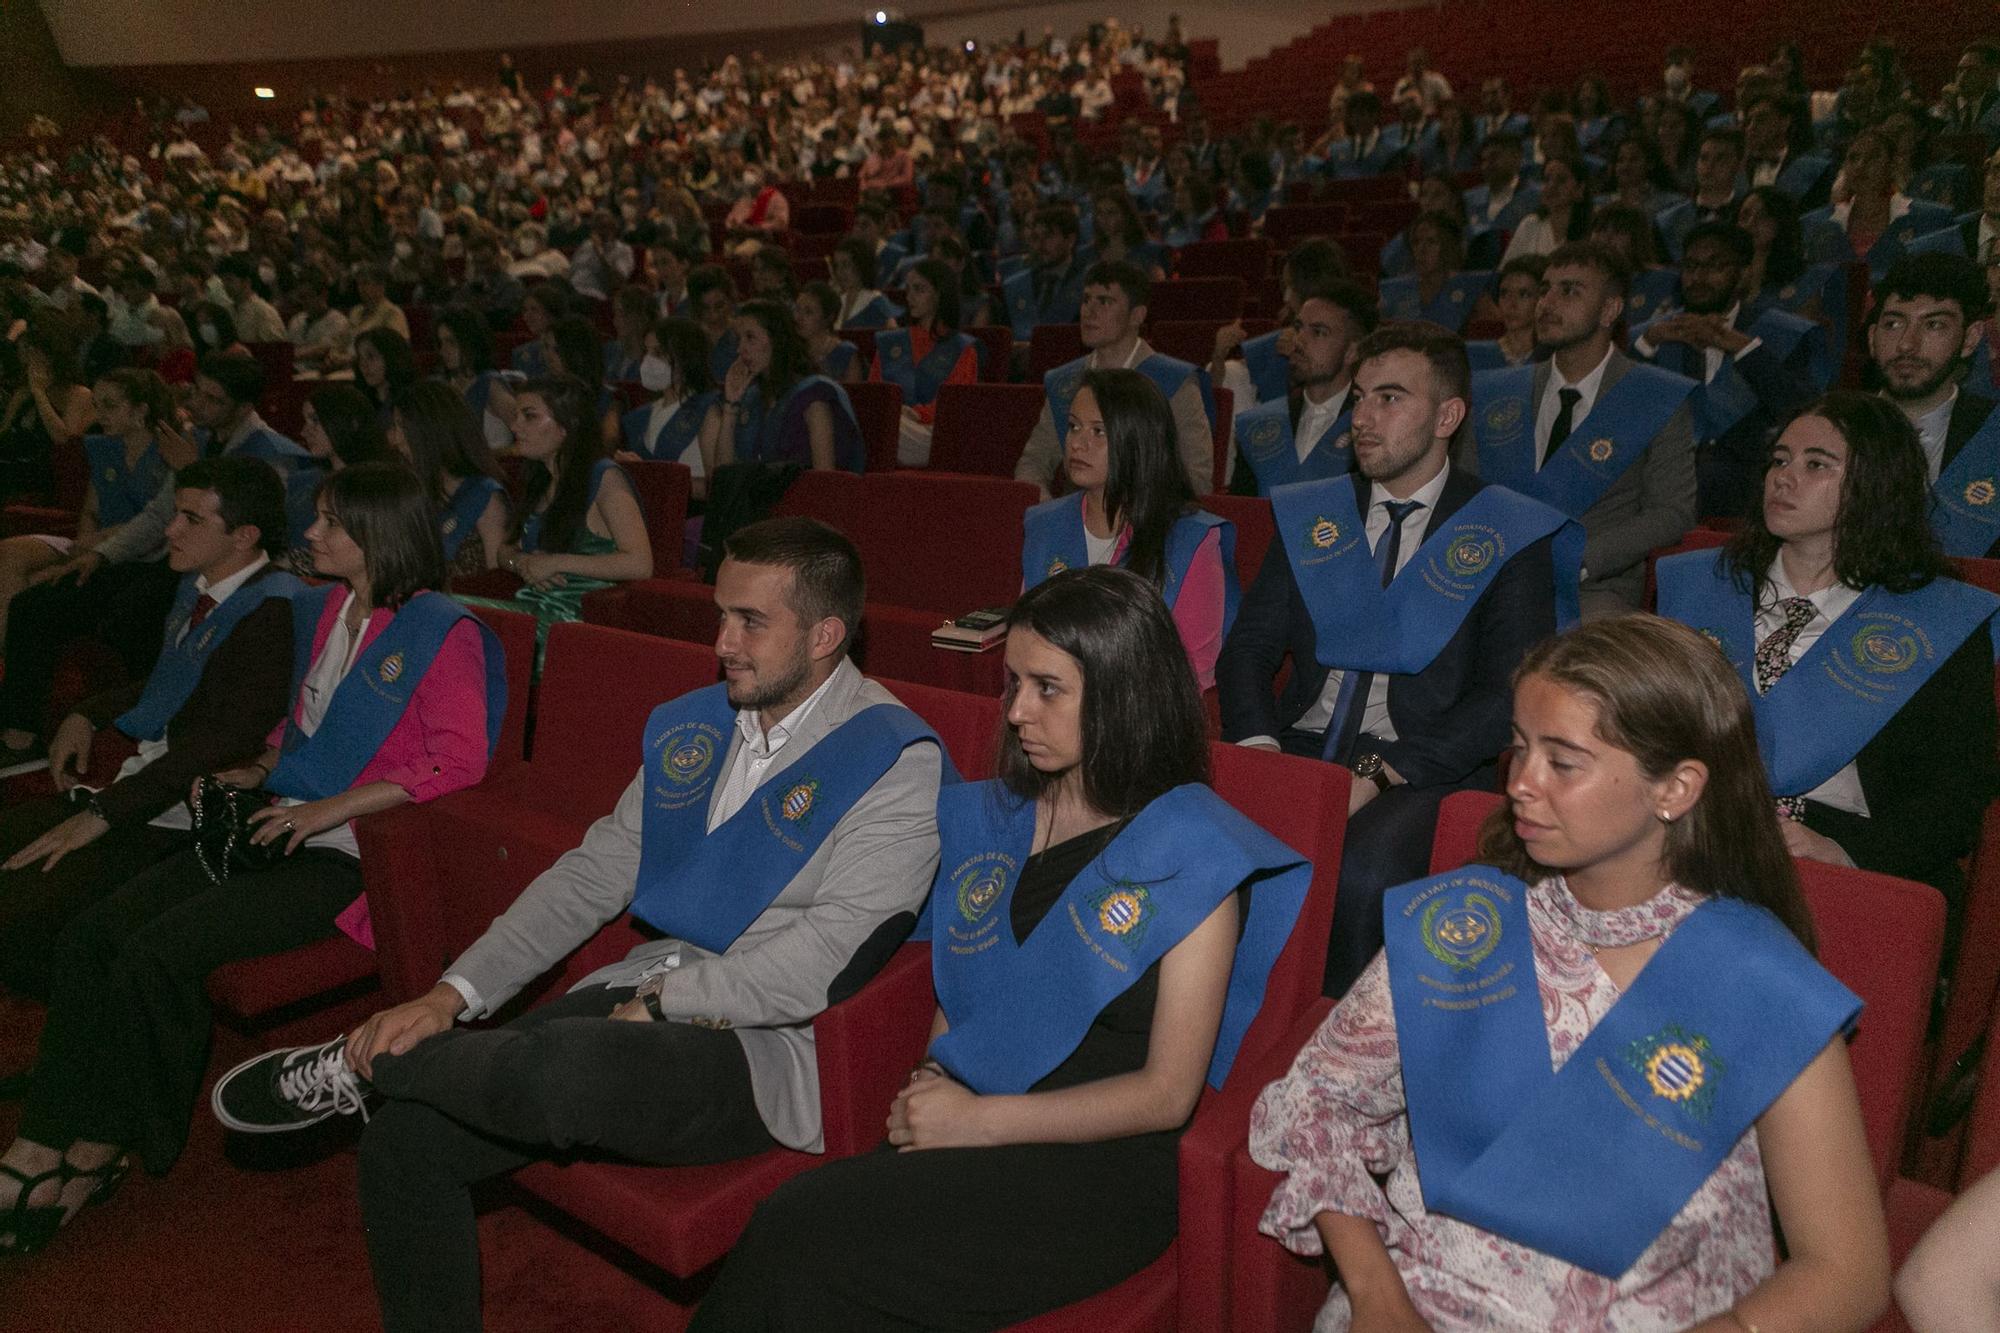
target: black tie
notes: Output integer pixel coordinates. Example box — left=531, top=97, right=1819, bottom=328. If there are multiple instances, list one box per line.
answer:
left=1543, top=387, right=1581, bottom=468
left=1324, top=499, right=1423, bottom=764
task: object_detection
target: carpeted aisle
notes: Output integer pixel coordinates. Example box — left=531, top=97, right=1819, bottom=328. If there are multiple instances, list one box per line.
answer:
left=0, top=993, right=677, bottom=1332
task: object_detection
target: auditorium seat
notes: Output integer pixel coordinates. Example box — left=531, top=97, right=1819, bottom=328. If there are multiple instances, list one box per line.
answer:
left=1028, top=324, right=1086, bottom=379
left=1145, top=317, right=1277, bottom=370
left=843, top=379, right=903, bottom=472
left=1143, top=277, right=1246, bottom=323
left=622, top=459, right=693, bottom=577
left=1209, top=386, right=1235, bottom=494
left=1173, top=238, right=1271, bottom=286
left=966, top=324, right=1015, bottom=381
left=927, top=382, right=1045, bottom=476
left=870, top=676, right=1003, bottom=780
left=1202, top=494, right=1276, bottom=589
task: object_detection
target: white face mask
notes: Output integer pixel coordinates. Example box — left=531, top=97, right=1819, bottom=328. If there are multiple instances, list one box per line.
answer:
left=393, top=239, right=414, bottom=259
left=639, top=353, right=674, bottom=393
left=517, top=236, right=540, bottom=256
left=198, top=322, right=219, bottom=345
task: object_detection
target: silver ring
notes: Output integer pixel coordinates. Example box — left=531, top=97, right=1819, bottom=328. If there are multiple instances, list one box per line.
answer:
left=284, top=819, right=296, bottom=831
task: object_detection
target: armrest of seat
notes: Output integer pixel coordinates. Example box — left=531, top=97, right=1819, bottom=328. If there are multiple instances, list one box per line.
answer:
left=356, top=802, right=450, bottom=1005
left=811, top=942, right=936, bottom=1156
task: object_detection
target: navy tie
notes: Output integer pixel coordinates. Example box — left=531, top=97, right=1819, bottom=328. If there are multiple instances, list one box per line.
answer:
left=1324, top=499, right=1423, bottom=764
left=1543, top=386, right=1582, bottom=468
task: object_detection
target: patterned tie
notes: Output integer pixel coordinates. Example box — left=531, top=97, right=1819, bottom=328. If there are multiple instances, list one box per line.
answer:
left=1324, top=500, right=1424, bottom=764
left=1755, top=596, right=1818, bottom=819
left=188, top=593, right=219, bottom=629
left=1542, top=387, right=1581, bottom=468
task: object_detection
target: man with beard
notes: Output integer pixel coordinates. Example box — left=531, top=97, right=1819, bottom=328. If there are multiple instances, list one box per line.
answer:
left=1869, top=253, right=2000, bottom=558
left=207, top=518, right=943, bottom=1333
left=1466, top=240, right=1697, bottom=616
left=1227, top=278, right=1379, bottom=494
left=1632, top=221, right=1824, bottom=517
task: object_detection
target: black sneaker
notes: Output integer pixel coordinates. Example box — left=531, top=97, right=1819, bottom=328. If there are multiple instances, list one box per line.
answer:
left=211, top=1037, right=373, bottom=1133
left=0, top=737, right=47, bottom=780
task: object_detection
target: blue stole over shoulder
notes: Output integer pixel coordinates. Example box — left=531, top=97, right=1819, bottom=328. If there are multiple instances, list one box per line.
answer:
left=438, top=475, right=503, bottom=562
left=1385, top=866, right=1858, bottom=1277
left=1271, top=478, right=1582, bottom=671
left=1472, top=363, right=1695, bottom=518
left=1045, top=352, right=1216, bottom=446
left=1239, top=329, right=1290, bottom=404
left=1234, top=394, right=1354, bottom=494
left=734, top=375, right=866, bottom=472
left=1639, top=308, right=1823, bottom=443
left=874, top=327, right=976, bottom=407
left=929, top=780, right=1310, bottom=1093
left=1379, top=272, right=1492, bottom=333
left=1622, top=268, right=1683, bottom=326
left=1930, top=397, right=2000, bottom=558
left=83, top=435, right=171, bottom=528
left=629, top=685, right=940, bottom=954
left=1020, top=494, right=1240, bottom=635
left=114, top=566, right=304, bottom=742
left=1656, top=548, right=2000, bottom=795
left=265, top=586, right=505, bottom=801
left=621, top=393, right=715, bottom=464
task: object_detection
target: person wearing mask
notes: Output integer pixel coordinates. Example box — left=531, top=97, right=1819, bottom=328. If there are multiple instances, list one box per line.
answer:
left=1230, top=279, right=1379, bottom=494
left=617, top=317, right=723, bottom=500
left=870, top=259, right=979, bottom=468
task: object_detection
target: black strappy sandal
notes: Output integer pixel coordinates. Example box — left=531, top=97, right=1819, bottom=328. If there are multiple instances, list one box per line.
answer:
left=0, top=1162, right=66, bottom=1256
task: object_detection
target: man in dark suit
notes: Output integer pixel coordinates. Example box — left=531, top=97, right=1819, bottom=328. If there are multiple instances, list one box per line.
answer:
left=1227, top=278, right=1379, bottom=494
left=1217, top=323, right=1566, bottom=996
left=1632, top=221, right=1824, bottom=517
left=0, top=458, right=296, bottom=1000
left=1910, top=146, right=2000, bottom=262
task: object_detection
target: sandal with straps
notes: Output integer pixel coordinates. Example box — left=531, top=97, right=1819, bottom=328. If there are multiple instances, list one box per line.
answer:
left=0, top=1161, right=67, bottom=1256
left=65, top=1155, right=129, bottom=1216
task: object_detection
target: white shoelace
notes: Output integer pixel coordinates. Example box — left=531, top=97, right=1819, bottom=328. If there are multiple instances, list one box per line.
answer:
left=277, top=1044, right=370, bottom=1123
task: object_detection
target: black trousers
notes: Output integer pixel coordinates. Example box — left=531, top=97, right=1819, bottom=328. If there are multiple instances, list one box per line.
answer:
left=0, top=796, right=186, bottom=1001
left=690, top=1134, right=1180, bottom=1332
left=0, top=561, right=180, bottom=734
left=17, top=847, right=358, bottom=1173
left=358, top=986, right=775, bottom=1333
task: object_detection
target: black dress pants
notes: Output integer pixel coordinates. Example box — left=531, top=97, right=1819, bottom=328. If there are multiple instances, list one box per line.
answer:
left=358, top=986, right=775, bottom=1333
left=0, top=561, right=180, bottom=734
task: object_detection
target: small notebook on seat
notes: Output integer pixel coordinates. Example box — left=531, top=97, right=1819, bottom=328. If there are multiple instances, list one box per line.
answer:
left=931, top=607, right=1008, bottom=653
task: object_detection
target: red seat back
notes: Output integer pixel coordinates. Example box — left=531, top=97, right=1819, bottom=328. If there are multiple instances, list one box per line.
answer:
left=1201, top=494, right=1276, bottom=589
left=851, top=471, right=1038, bottom=611
left=965, top=325, right=1014, bottom=382
left=1145, top=276, right=1247, bottom=323
left=873, top=677, right=1002, bottom=779
left=620, top=459, right=691, bottom=577
left=927, top=382, right=1045, bottom=477
left=1147, top=318, right=1277, bottom=369
left=463, top=604, right=538, bottom=772
left=773, top=467, right=866, bottom=523
left=842, top=379, right=902, bottom=473
left=1173, top=238, right=1271, bottom=285
left=535, top=620, right=718, bottom=807
left=1028, top=324, right=1085, bottom=378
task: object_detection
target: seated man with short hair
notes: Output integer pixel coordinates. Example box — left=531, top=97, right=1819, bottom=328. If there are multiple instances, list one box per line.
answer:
left=211, top=517, right=945, bottom=1333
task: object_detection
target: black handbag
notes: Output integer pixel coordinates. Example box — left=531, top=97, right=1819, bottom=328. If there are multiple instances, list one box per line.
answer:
left=188, top=776, right=289, bottom=883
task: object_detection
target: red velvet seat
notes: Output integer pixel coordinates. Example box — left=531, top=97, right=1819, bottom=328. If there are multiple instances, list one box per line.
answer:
left=966, top=325, right=1016, bottom=382
left=1028, top=324, right=1085, bottom=378
left=1201, top=494, right=1276, bottom=590
left=1145, top=318, right=1277, bottom=371
left=842, top=379, right=903, bottom=473
left=621, top=459, right=693, bottom=578
left=1144, top=277, right=1247, bottom=323
left=928, top=382, right=1046, bottom=477
left=1173, top=239, right=1272, bottom=286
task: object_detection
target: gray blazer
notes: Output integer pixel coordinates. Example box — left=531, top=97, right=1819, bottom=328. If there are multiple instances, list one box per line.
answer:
left=1458, top=347, right=1696, bottom=616
left=445, top=658, right=943, bottom=1152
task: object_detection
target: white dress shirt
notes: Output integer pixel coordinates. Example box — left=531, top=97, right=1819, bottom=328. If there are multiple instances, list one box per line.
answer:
left=1910, top=389, right=1959, bottom=483
left=643, top=397, right=703, bottom=475
left=1295, top=386, right=1351, bottom=463
left=1533, top=344, right=1615, bottom=469
left=1632, top=303, right=1762, bottom=385
left=1759, top=557, right=1869, bottom=816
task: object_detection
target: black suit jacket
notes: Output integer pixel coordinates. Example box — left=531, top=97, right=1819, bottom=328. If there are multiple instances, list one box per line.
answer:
left=1937, top=390, right=2000, bottom=557
left=1216, top=465, right=1558, bottom=787
left=1802, top=615, right=1998, bottom=914
left=73, top=574, right=296, bottom=828
left=1642, top=322, right=1822, bottom=518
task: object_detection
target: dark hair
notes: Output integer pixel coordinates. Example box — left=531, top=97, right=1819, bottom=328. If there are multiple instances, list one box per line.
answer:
left=1082, top=258, right=1151, bottom=312
left=1589, top=203, right=1661, bottom=266
left=355, top=327, right=418, bottom=407
left=308, top=383, right=393, bottom=468
left=1875, top=252, right=1993, bottom=327
left=545, top=314, right=605, bottom=388
left=1092, top=191, right=1149, bottom=250
left=96, top=366, right=176, bottom=429
left=736, top=298, right=815, bottom=401
left=1294, top=275, right=1381, bottom=336
left=393, top=379, right=507, bottom=511
left=1681, top=220, right=1755, bottom=267
left=1353, top=320, right=1471, bottom=409
left=315, top=460, right=448, bottom=608
left=833, top=237, right=878, bottom=289
left=191, top=300, right=241, bottom=352
left=1539, top=154, right=1593, bottom=242
left=174, top=456, right=289, bottom=556
left=522, top=283, right=569, bottom=324
left=17, top=314, right=81, bottom=388
left=1034, top=203, right=1080, bottom=239
left=686, top=263, right=736, bottom=308
left=1738, top=186, right=1806, bottom=289
left=798, top=280, right=842, bottom=329
left=1724, top=391, right=1950, bottom=596
left=1078, top=368, right=1198, bottom=588
left=1482, top=130, right=1525, bottom=158
left=1282, top=236, right=1352, bottom=289
left=1473, top=614, right=1815, bottom=948
left=1497, top=253, right=1552, bottom=288
left=197, top=350, right=266, bottom=406
left=1409, top=209, right=1467, bottom=271
left=435, top=305, right=495, bottom=375
left=908, top=256, right=963, bottom=333
left=994, top=566, right=1208, bottom=816
left=748, top=248, right=797, bottom=297
left=1544, top=239, right=1631, bottom=303
left=722, top=516, right=865, bottom=657
left=654, top=316, right=717, bottom=397
left=1698, top=126, right=1747, bottom=160
left=514, top=374, right=606, bottom=553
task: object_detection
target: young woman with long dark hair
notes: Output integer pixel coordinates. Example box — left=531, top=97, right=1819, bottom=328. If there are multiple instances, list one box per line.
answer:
left=389, top=380, right=511, bottom=575
left=715, top=299, right=866, bottom=473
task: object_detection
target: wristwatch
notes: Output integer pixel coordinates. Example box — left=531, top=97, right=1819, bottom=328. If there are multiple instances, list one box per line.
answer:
left=1351, top=751, right=1393, bottom=795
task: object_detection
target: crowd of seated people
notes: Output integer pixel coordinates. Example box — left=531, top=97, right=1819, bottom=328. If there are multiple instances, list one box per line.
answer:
left=0, top=18, right=1996, bottom=1332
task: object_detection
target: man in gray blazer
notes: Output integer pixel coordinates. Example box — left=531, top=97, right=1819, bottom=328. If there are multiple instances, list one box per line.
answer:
left=1462, top=241, right=1698, bottom=616
left=211, top=518, right=944, bottom=1333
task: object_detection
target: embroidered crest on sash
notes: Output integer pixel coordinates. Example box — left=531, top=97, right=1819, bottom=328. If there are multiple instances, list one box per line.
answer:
left=1485, top=398, right=1526, bottom=435
left=1851, top=623, right=1919, bottom=674
left=954, top=855, right=1009, bottom=924
left=1046, top=555, right=1069, bottom=577
left=441, top=515, right=459, bottom=535
left=1588, top=438, right=1615, bottom=463
left=662, top=731, right=716, bottom=785
left=780, top=778, right=821, bottom=824
left=379, top=652, right=405, bottom=684
left=1779, top=284, right=1798, bottom=300
left=1308, top=516, right=1341, bottom=549
left=1629, top=293, right=1650, bottom=313
left=1450, top=288, right=1466, bottom=303
left=1967, top=477, right=1997, bottom=507
left=195, top=623, right=218, bottom=653
left=1091, top=882, right=1153, bottom=946
left=1420, top=889, right=1503, bottom=971
left=103, top=465, right=118, bottom=482
left=887, top=343, right=904, bottom=359
left=1444, top=532, right=1496, bottom=576
left=1625, top=1025, right=1725, bottom=1120
left=1244, top=414, right=1285, bottom=459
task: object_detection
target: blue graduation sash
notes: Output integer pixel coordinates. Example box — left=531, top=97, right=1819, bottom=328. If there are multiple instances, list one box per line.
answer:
left=1380, top=272, right=1492, bottom=333
left=708, top=330, right=739, bottom=386
left=821, top=340, right=859, bottom=381
left=1385, top=866, right=1858, bottom=1278
left=1234, top=395, right=1353, bottom=493
left=735, top=375, right=866, bottom=472
left=1020, top=494, right=1240, bottom=634
left=83, top=435, right=171, bottom=528
left=629, top=685, right=940, bottom=955
left=621, top=392, right=714, bottom=463
left=1804, top=201, right=1958, bottom=278
left=842, top=293, right=901, bottom=331
left=1641, top=308, right=1821, bottom=443
left=438, top=475, right=503, bottom=561
left=1270, top=478, right=1582, bottom=671
left=114, top=567, right=304, bottom=742
left=1656, top=549, right=2000, bottom=795
left=228, top=425, right=311, bottom=469
left=266, top=587, right=506, bottom=801
left=1240, top=329, right=1289, bottom=404
left=1932, top=398, right=2000, bottom=558
left=1622, top=268, right=1682, bottom=325
left=874, top=328, right=976, bottom=407
left=928, top=780, right=1309, bottom=1094
left=1759, top=264, right=1846, bottom=389
left=1472, top=364, right=1695, bottom=518
left=1045, top=353, right=1215, bottom=447
left=1908, top=220, right=1973, bottom=259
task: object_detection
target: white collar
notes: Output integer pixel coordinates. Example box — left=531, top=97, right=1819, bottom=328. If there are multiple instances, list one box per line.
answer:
left=734, top=657, right=849, bottom=758
left=1550, top=343, right=1615, bottom=397
left=196, top=552, right=270, bottom=603
left=1374, top=456, right=1451, bottom=514
left=1764, top=552, right=1861, bottom=618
